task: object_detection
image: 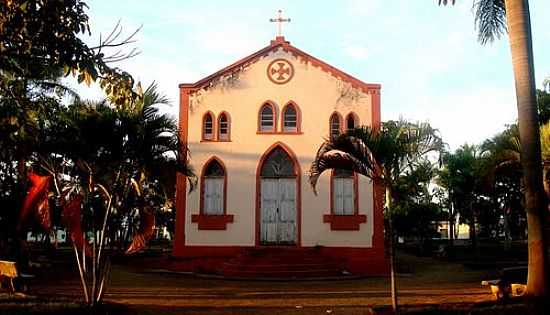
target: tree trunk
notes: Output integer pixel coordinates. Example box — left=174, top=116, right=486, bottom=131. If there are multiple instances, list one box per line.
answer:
left=385, top=185, right=399, bottom=314
left=449, top=201, right=455, bottom=248
left=505, top=0, right=548, bottom=297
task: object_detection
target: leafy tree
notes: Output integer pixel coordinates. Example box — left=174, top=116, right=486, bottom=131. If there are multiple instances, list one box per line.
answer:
left=0, top=0, right=140, bottom=254
left=439, top=145, right=485, bottom=248
left=393, top=160, right=443, bottom=253
left=23, top=83, right=196, bottom=305
left=309, top=120, right=445, bottom=313
left=440, top=0, right=548, bottom=296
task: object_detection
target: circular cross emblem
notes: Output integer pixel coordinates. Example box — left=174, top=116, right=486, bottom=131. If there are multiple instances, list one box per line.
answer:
left=267, top=58, right=294, bottom=85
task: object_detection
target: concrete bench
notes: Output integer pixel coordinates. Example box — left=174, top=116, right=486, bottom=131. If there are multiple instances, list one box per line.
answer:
left=0, top=260, right=35, bottom=293
left=481, top=266, right=527, bottom=300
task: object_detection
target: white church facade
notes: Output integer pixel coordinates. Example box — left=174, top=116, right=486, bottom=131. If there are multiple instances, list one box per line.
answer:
left=173, top=36, right=388, bottom=276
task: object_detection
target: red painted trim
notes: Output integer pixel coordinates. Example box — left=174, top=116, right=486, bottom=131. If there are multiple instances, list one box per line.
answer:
left=257, top=101, right=278, bottom=133
left=371, top=93, right=381, bottom=130
left=323, top=214, right=367, bottom=231
left=255, top=142, right=301, bottom=246
left=178, top=37, right=381, bottom=96
left=191, top=214, right=234, bottom=230
left=172, top=245, right=389, bottom=276
left=174, top=87, right=191, bottom=254
left=217, top=111, right=231, bottom=141
left=345, top=112, right=360, bottom=132
left=195, top=156, right=233, bottom=230
left=201, top=111, right=215, bottom=141
left=329, top=111, right=344, bottom=139
left=281, top=101, right=301, bottom=134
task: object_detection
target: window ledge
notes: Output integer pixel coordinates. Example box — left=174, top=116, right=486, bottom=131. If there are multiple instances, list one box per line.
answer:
left=191, top=214, right=234, bottom=230
left=256, top=131, right=303, bottom=135
left=323, top=214, right=367, bottom=231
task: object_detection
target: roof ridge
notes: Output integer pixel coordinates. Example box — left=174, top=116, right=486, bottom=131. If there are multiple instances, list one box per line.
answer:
left=179, top=38, right=380, bottom=94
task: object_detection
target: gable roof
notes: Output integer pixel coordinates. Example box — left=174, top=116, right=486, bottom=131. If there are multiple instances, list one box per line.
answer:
left=179, top=36, right=381, bottom=95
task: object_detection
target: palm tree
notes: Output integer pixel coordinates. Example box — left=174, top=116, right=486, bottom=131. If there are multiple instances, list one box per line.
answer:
left=309, top=120, right=445, bottom=314
left=19, top=82, right=197, bottom=305
left=440, top=145, right=485, bottom=249
left=440, top=0, right=548, bottom=296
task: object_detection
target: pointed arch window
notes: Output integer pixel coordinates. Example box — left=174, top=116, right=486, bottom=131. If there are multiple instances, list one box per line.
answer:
left=346, top=113, right=358, bottom=133
left=282, top=103, right=300, bottom=133
left=218, top=112, right=230, bottom=141
left=201, top=159, right=226, bottom=215
left=202, top=112, right=214, bottom=140
left=330, top=113, right=342, bottom=139
left=259, top=103, right=276, bottom=132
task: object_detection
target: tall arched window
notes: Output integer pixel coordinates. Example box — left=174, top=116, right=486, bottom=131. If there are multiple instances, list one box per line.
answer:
left=331, top=168, right=356, bottom=215
left=202, top=112, right=214, bottom=140
left=330, top=113, right=342, bottom=139
left=201, top=158, right=226, bottom=215
left=346, top=113, right=358, bottom=133
left=282, top=103, right=299, bottom=133
left=259, top=103, right=276, bottom=132
left=218, top=112, right=230, bottom=141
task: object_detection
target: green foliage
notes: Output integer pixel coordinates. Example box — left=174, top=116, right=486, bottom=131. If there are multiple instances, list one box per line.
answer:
left=0, top=0, right=136, bottom=107
left=37, top=83, right=196, bottom=247
left=537, top=89, right=550, bottom=125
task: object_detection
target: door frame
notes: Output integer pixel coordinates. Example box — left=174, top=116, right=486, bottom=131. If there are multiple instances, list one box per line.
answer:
left=255, top=142, right=301, bottom=247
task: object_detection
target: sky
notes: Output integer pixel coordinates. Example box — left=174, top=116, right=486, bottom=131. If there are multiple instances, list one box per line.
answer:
left=71, top=0, right=550, bottom=150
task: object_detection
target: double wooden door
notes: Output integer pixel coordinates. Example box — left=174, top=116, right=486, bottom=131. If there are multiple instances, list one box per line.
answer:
left=260, top=178, right=297, bottom=245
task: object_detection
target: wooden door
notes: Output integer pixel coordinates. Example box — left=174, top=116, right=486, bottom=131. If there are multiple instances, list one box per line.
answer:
left=260, top=178, right=297, bottom=245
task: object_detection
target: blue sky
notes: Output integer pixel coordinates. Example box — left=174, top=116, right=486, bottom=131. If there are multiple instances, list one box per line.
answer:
left=73, top=0, right=550, bottom=150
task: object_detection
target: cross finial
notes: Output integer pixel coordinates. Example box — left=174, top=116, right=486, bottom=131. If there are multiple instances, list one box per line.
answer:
left=269, top=9, right=290, bottom=37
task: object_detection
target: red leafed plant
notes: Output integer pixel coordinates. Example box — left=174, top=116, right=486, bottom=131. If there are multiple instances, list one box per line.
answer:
left=61, top=195, right=91, bottom=255
left=17, top=173, right=51, bottom=232
left=125, top=206, right=155, bottom=255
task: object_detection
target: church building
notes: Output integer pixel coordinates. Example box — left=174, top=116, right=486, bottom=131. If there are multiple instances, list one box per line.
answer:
left=173, top=32, right=388, bottom=277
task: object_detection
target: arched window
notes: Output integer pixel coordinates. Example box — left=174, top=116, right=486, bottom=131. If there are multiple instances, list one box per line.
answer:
left=260, top=147, right=296, bottom=177
left=346, top=113, right=357, bottom=133
left=282, top=103, right=299, bottom=133
left=202, top=112, right=214, bottom=140
left=259, top=103, right=276, bottom=132
left=330, top=113, right=342, bottom=139
left=201, top=159, right=226, bottom=215
left=218, top=112, right=230, bottom=141
left=332, top=169, right=356, bottom=215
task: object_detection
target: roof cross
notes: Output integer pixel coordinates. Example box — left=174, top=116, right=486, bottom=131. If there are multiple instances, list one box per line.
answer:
left=269, top=10, right=290, bottom=37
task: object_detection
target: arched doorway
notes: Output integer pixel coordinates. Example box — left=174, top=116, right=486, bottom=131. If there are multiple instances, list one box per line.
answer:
left=256, top=143, right=300, bottom=246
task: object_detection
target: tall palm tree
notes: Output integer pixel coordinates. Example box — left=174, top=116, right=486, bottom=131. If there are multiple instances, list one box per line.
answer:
left=440, top=0, right=548, bottom=296
left=309, top=120, right=445, bottom=313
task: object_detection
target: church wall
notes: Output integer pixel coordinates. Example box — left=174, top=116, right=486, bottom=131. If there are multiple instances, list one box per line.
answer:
left=183, top=49, right=377, bottom=248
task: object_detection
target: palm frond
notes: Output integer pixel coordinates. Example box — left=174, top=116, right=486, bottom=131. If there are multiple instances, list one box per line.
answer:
left=474, top=0, right=507, bottom=45
left=309, top=133, right=379, bottom=194
left=438, top=0, right=456, bottom=5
